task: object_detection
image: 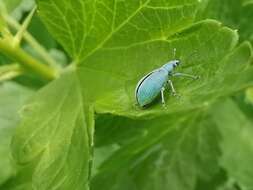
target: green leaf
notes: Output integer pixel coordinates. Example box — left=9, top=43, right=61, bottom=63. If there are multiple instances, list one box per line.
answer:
left=212, top=99, right=253, bottom=190
left=92, top=26, right=253, bottom=118
left=38, top=0, right=245, bottom=117
left=0, top=82, right=32, bottom=185
left=37, top=0, right=198, bottom=62
left=92, top=98, right=253, bottom=190
left=34, top=1, right=253, bottom=117
left=11, top=1, right=253, bottom=190
left=94, top=114, right=147, bottom=147
left=92, top=110, right=221, bottom=190
left=12, top=72, right=93, bottom=190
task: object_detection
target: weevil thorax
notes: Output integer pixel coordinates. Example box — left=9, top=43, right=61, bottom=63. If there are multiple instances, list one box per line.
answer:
left=161, top=60, right=180, bottom=74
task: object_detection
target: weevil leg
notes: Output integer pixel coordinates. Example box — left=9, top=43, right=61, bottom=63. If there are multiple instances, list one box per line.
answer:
left=161, top=87, right=166, bottom=106
left=172, top=72, right=200, bottom=80
left=167, top=80, right=177, bottom=96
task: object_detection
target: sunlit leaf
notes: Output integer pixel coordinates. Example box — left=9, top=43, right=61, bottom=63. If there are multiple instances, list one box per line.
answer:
left=12, top=72, right=93, bottom=190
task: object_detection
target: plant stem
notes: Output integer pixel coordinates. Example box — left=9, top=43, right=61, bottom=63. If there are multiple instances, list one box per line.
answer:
left=13, top=6, right=37, bottom=46
left=0, top=63, right=23, bottom=82
left=5, top=15, right=60, bottom=69
left=0, top=39, right=58, bottom=81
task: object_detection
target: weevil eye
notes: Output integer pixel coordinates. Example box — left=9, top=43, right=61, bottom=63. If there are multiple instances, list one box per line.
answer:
left=173, top=60, right=180, bottom=68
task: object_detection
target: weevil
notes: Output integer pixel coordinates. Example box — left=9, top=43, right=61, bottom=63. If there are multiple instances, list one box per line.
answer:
left=135, top=58, right=199, bottom=108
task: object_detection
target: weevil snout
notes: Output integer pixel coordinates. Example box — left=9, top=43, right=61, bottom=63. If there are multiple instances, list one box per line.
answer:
left=161, top=60, right=181, bottom=73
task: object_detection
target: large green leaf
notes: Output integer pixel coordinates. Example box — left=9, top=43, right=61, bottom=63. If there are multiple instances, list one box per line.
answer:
left=0, top=82, right=32, bottom=186
left=92, top=109, right=221, bottom=190
left=92, top=98, right=253, bottom=190
left=11, top=0, right=253, bottom=190
left=92, top=24, right=253, bottom=118
left=35, top=1, right=253, bottom=117
left=37, top=0, right=198, bottom=61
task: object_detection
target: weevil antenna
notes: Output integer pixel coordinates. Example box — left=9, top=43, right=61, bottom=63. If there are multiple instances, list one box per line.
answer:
left=167, top=48, right=177, bottom=61
left=173, top=48, right=177, bottom=59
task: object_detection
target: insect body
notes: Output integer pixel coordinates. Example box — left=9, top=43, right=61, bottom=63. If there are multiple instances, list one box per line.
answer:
left=135, top=60, right=198, bottom=107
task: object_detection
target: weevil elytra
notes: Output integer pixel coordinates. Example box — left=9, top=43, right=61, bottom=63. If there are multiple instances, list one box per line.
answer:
left=135, top=59, right=199, bottom=108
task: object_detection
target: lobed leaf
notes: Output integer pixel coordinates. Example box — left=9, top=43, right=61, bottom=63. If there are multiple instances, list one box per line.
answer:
left=37, top=0, right=199, bottom=62
left=92, top=109, right=221, bottom=190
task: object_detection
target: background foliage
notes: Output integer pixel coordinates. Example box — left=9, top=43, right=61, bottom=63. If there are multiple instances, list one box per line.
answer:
left=0, top=0, right=253, bottom=190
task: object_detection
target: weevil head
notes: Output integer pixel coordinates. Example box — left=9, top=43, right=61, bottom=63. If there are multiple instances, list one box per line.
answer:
left=172, top=60, right=180, bottom=68
left=161, top=60, right=181, bottom=73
